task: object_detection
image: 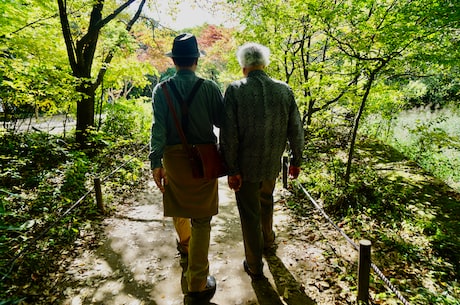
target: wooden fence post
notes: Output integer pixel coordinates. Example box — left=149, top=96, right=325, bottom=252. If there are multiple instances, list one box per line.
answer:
left=282, top=156, right=288, bottom=188
left=358, top=239, right=372, bottom=304
left=94, top=178, right=105, bottom=214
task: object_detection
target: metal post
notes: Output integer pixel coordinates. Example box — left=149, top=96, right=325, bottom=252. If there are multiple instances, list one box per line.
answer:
left=358, top=239, right=371, bottom=304
left=282, top=156, right=288, bottom=188
left=94, top=178, right=104, bottom=214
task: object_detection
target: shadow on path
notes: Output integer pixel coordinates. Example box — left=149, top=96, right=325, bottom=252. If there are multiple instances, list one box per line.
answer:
left=58, top=177, right=320, bottom=305
left=251, top=278, right=285, bottom=305
left=90, top=239, right=159, bottom=305
left=264, top=253, right=317, bottom=305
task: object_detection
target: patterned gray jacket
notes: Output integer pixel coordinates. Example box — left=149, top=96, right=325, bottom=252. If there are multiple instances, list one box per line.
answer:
left=221, top=70, right=304, bottom=182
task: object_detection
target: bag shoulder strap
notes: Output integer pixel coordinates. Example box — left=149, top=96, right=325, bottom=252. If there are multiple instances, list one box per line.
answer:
left=161, top=83, right=192, bottom=158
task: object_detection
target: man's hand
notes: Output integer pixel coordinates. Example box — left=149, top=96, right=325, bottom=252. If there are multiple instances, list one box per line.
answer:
left=152, top=167, right=168, bottom=193
left=289, top=166, right=301, bottom=179
left=228, top=174, right=242, bottom=192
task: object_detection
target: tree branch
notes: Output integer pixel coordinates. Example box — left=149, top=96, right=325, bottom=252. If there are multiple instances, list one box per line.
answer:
left=94, top=0, right=146, bottom=89
left=312, top=73, right=361, bottom=113
left=126, top=0, right=145, bottom=31
left=96, top=0, right=138, bottom=30
left=78, top=0, right=137, bottom=48
left=57, top=0, right=78, bottom=73
left=7, top=13, right=58, bottom=36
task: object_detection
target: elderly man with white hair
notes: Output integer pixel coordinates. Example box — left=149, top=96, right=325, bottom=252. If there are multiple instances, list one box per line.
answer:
left=221, top=42, right=304, bottom=280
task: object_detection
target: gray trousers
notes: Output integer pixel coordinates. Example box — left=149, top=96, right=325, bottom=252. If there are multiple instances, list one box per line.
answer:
left=235, top=180, right=276, bottom=273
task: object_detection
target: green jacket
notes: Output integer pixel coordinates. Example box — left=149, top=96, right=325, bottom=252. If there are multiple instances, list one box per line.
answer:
left=149, top=70, right=224, bottom=169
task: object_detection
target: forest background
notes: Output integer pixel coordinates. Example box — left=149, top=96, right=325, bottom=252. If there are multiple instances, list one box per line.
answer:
left=0, top=0, right=459, bottom=304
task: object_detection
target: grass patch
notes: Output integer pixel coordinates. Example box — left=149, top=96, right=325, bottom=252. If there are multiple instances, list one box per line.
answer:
left=297, top=126, right=459, bottom=304
left=365, top=103, right=460, bottom=192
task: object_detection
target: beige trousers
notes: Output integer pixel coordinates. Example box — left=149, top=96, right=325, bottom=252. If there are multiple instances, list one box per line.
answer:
left=173, top=217, right=191, bottom=254
left=173, top=216, right=212, bottom=292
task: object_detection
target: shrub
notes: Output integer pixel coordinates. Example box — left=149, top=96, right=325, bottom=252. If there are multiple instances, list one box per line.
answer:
left=100, top=98, right=151, bottom=143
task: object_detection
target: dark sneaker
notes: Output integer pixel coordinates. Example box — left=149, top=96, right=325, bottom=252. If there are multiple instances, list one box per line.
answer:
left=176, top=240, right=188, bottom=269
left=243, top=260, right=265, bottom=281
left=176, top=240, right=189, bottom=257
left=186, top=275, right=217, bottom=303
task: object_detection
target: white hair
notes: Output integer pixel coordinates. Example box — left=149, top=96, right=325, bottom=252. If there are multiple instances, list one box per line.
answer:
left=236, top=43, right=271, bottom=68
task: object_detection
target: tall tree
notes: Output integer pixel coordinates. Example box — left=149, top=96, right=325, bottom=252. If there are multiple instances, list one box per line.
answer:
left=318, top=0, right=460, bottom=182
left=0, top=1, right=75, bottom=126
left=57, top=0, right=146, bottom=145
left=234, top=0, right=460, bottom=185
left=233, top=0, right=359, bottom=128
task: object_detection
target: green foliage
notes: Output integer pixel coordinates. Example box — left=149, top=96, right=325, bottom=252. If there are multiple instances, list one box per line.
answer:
left=0, top=0, right=77, bottom=118
left=0, top=0, right=459, bottom=302
left=234, top=0, right=458, bottom=106
left=0, top=131, right=147, bottom=302
left=101, top=55, right=157, bottom=98
left=61, top=152, right=90, bottom=202
left=1, top=0, right=158, bottom=146
left=364, top=103, right=460, bottom=191
left=233, top=0, right=460, bottom=183
left=100, top=18, right=138, bottom=54
left=298, top=132, right=460, bottom=303
left=100, top=98, right=151, bottom=143
left=391, top=70, right=460, bottom=110
left=0, top=133, right=69, bottom=188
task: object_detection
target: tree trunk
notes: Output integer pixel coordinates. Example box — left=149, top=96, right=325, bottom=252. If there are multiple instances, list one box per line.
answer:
left=76, top=81, right=96, bottom=144
left=344, top=72, right=375, bottom=184
left=57, top=0, right=145, bottom=146
left=305, top=100, right=314, bottom=126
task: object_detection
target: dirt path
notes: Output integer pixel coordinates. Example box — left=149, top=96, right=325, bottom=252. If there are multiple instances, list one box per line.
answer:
left=57, top=176, right=358, bottom=305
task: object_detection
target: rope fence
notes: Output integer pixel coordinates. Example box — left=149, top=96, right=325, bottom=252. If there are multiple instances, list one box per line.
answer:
left=1, top=144, right=149, bottom=281
left=293, top=180, right=411, bottom=305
